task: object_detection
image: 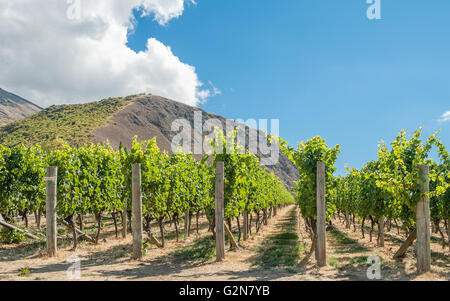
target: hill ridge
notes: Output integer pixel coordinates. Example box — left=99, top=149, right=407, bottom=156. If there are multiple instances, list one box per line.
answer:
left=0, top=94, right=298, bottom=187
left=0, top=88, right=42, bottom=126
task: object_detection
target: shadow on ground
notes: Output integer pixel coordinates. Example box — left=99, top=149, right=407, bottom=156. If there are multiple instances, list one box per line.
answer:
left=251, top=208, right=304, bottom=269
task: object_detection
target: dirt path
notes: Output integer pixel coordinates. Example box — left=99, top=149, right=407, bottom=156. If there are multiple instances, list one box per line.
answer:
left=0, top=205, right=304, bottom=281
left=1, top=205, right=448, bottom=281
left=324, top=216, right=449, bottom=281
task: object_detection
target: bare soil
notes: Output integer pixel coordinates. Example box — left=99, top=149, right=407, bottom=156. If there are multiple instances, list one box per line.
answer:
left=0, top=205, right=448, bottom=281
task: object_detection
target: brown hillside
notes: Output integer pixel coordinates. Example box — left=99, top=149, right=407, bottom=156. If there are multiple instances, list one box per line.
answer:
left=93, top=95, right=298, bottom=188
left=0, top=88, right=42, bottom=126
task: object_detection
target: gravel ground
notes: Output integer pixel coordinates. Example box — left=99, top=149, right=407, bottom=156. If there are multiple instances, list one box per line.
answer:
left=0, top=205, right=448, bottom=281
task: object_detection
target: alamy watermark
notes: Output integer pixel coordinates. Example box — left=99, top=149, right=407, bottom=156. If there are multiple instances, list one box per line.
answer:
left=66, top=255, right=81, bottom=280
left=171, top=111, right=280, bottom=166
left=366, top=255, right=382, bottom=280
left=66, top=0, right=81, bottom=20
left=65, top=1, right=381, bottom=22
left=367, top=0, right=381, bottom=20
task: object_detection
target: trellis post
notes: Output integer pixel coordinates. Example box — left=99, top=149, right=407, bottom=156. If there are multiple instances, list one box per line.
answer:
left=416, top=165, right=431, bottom=273
left=243, top=210, right=248, bottom=241
left=132, top=163, right=143, bottom=260
left=122, top=201, right=127, bottom=239
left=378, top=216, right=385, bottom=247
left=185, top=209, right=190, bottom=239
left=45, top=167, right=58, bottom=257
left=215, top=161, right=225, bottom=261
left=316, top=161, right=326, bottom=267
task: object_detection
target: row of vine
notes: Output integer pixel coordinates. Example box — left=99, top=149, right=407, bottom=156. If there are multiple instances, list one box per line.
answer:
left=0, top=132, right=294, bottom=249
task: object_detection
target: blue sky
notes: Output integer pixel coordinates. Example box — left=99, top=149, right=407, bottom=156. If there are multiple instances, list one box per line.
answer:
left=126, top=0, right=450, bottom=174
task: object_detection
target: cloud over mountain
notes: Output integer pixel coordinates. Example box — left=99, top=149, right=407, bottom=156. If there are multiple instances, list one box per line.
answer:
left=0, top=0, right=208, bottom=107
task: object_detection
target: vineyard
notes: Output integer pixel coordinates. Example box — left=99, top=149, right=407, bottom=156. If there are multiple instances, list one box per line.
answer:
left=0, top=131, right=294, bottom=251
left=0, top=127, right=448, bottom=281
left=278, top=128, right=449, bottom=250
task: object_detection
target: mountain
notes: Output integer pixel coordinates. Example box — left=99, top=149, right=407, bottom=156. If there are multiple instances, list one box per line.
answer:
left=0, top=88, right=42, bottom=126
left=0, top=94, right=298, bottom=187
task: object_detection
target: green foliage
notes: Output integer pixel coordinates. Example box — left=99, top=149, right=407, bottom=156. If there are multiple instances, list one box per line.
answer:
left=45, top=141, right=124, bottom=219
left=0, top=132, right=293, bottom=240
left=328, top=257, right=341, bottom=268
left=0, top=229, right=25, bottom=244
left=211, top=129, right=295, bottom=220
left=334, top=128, right=449, bottom=231
left=18, top=266, right=31, bottom=277
left=275, top=128, right=448, bottom=237
left=0, top=97, right=128, bottom=149
left=170, top=236, right=216, bottom=262
left=278, top=136, right=340, bottom=221
left=0, top=144, right=46, bottom=220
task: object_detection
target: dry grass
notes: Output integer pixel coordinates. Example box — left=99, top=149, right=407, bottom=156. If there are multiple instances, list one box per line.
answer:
left=0, top=206, right=448, bottom=281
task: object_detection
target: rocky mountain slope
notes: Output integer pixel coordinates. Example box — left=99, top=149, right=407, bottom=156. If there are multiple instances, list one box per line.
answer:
left=93, top=95, right=299, bottom=187
left=0, top=88, right=42, bottom=126
left=0, top=94, right=298, bottom=187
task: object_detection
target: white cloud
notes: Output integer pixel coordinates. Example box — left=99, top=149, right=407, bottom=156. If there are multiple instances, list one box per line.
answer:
left=0, top=0, right=210, bottom=107
left=439, top=111, right=450, bottom=123
left=208, top=80, right=222, bottom=96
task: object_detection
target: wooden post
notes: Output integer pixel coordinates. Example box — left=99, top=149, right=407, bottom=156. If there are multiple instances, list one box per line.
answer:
left=0, top=220, right=41, bottom=240
left=393, top=229, right=417, bottom=259
left=224, top=224, right=239, bottom=249
left=243, top=210, right=248, bottom=241
left=45, top=167, right=57, bottom=257
left=447, top=219, right=449, bottom=249
left=316, top=161, right=326, bottom=267
left=132, top=164, right=143, bottom=260
left=379, top=216, right=385, bottom=247
left=122, top=201, right=127, bottom=239
left=184, top=209, right=190, bottom=239
left=215, top=161, right=225, bottom=261
left=149, top=233, right=163, bottom=248
left=416, top=165, right=431, bottom=273
left=57, top=218, right=95, bottom=243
